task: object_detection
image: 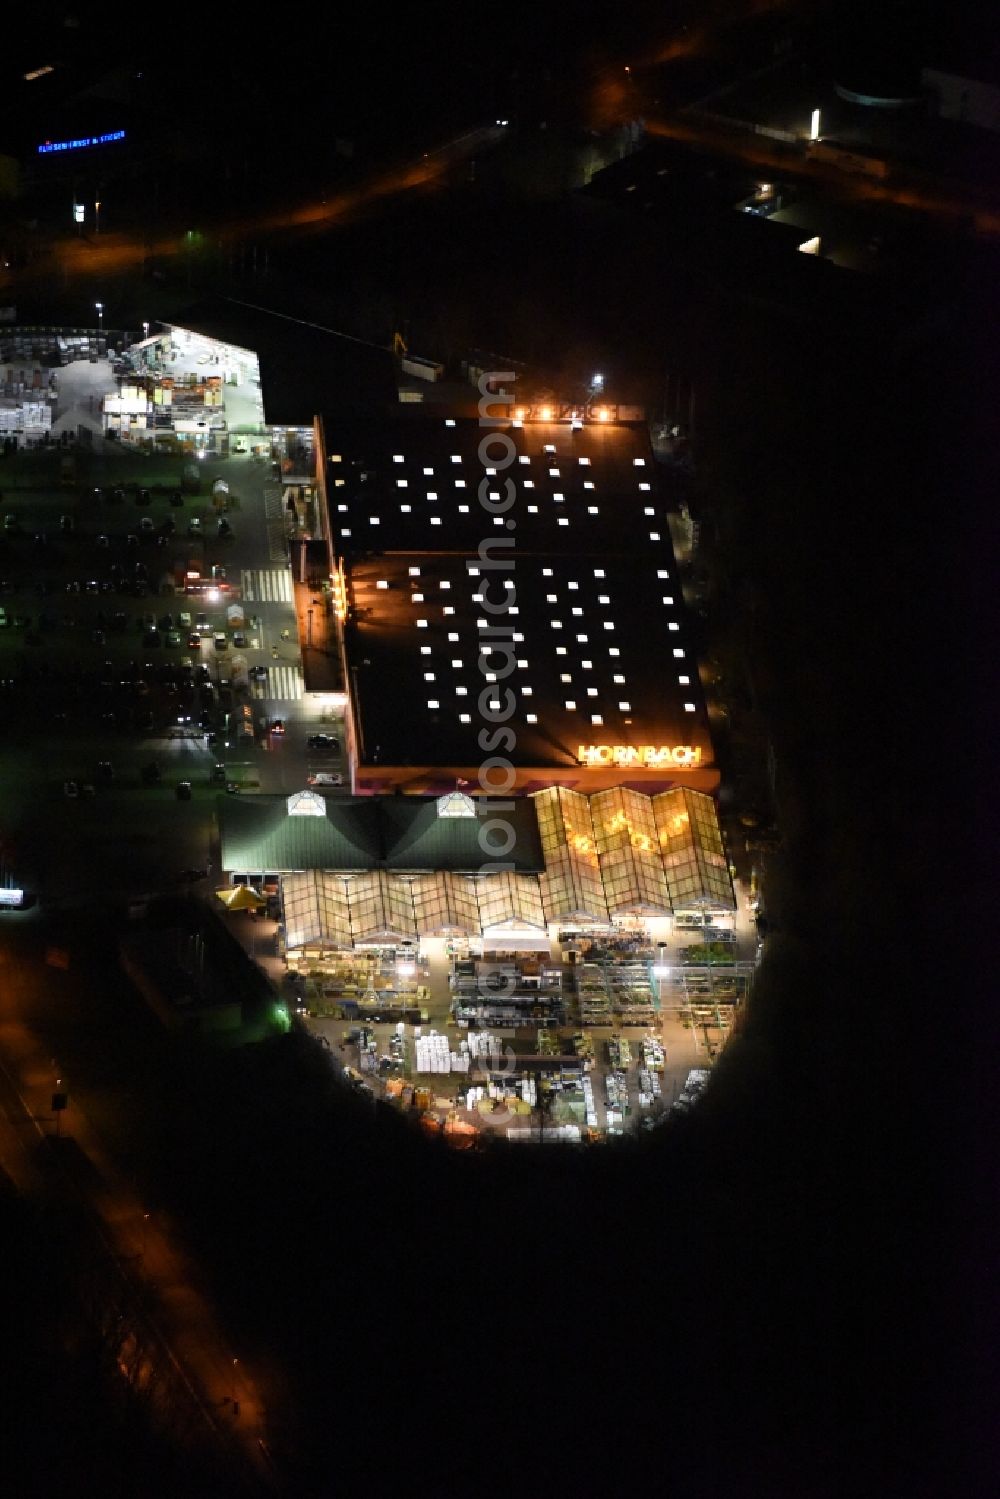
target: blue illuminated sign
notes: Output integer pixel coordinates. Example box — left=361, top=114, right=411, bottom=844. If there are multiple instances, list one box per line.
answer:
left=38, top=129, right=126, bottom=155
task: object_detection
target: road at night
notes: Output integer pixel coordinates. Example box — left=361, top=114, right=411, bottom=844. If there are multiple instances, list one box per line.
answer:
left=0, top=921, right=279, bottom=1492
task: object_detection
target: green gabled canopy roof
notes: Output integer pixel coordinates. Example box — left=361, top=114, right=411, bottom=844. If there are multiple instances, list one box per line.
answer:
left=219, top=796, right=383, bottom=872
left=219, top=795, right=544, bottom=874
left=380, top=796, right=543, bottom=872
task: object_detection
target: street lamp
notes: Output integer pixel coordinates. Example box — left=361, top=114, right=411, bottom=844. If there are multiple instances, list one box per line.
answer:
left=142, top=321, right=149, bottom=340
left=95, top=301, right=103, bottom=335
left=94, top=200, right=101, bottom=235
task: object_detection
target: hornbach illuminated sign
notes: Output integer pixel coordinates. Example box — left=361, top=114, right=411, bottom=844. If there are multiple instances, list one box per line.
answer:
left=577, top=744, right=703, bottom=769
left=38, top=130, right=126, bottom=155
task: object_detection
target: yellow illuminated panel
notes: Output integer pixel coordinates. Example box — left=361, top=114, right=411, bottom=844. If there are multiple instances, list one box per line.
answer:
left=577, top=744, right=703, bottom=769
left=332, top=560, right=348, bottom=623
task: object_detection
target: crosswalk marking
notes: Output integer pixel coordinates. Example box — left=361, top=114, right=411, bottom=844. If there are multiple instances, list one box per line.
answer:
left=265, top=664, right=303, bottom=700
left=241, top=568, right=293, bottom=603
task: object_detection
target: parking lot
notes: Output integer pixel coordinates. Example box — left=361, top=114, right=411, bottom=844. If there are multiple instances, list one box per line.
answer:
left=0, top=351, right=348, bottom=905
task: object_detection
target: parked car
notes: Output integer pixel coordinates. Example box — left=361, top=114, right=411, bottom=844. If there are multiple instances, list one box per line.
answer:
left=307, top=734, right=339, bottom=751
left=308, top=772, right=343, bottom=786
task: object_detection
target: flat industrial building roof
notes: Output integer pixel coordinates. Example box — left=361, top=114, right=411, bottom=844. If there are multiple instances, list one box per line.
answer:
left=331, top=414, right=713, bottom=774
